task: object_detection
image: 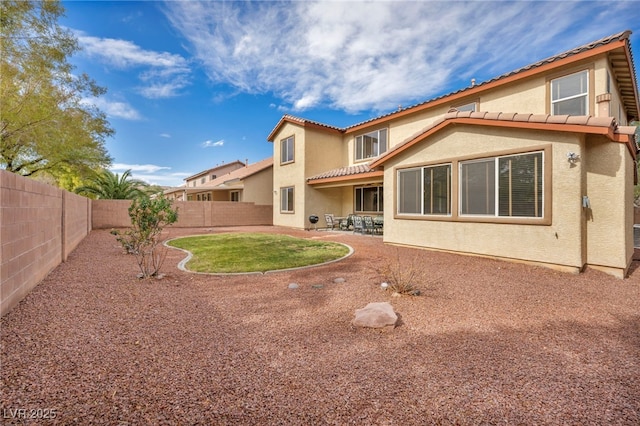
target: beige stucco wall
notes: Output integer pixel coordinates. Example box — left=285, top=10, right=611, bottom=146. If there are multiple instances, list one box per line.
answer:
left=382, top=125, right=592, bottom=272
left=584, top=136, right=635, bottom=275
left=272, top=122, right=344, bottom=229
left=242, top=166, right=273, bottom=205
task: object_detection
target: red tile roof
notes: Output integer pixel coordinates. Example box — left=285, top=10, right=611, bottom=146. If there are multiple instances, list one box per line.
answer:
left=307, top=164, right=374, bottom=181
left=369, top=111, right=638, bottom=169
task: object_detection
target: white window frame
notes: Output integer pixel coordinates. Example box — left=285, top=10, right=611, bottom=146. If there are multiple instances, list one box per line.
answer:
left=355, top=129, right=387, bottom=161
left=551, top=70, right=589, bottom=115
left=280, top=186, right=294, bottom=213
left=280, top=136, right=294, bottom=164
left=230, top=191, right=240, bottom=202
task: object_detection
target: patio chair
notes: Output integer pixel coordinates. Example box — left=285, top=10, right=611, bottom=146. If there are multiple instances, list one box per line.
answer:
left=363, top=216, right=375, bottom=235
left=373, top=215, right=384, bottom=234
left=340, top=214, right=355, bottom=231
left=353, top=215, right=365, bottom=234
left=324, top=213, right=337, bottom=230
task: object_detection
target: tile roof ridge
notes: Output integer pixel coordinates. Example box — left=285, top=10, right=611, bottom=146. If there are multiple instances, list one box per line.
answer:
left=445, top=110, right=619, bottom=129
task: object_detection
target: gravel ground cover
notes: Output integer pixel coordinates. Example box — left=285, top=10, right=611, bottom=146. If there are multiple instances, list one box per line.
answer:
left=1, top=226, right=639, bottom=425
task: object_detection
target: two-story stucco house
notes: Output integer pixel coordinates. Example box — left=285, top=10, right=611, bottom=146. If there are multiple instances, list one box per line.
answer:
left=164, top=158, right=273, bottom=204
left=267, top=31, right=639, bottom=278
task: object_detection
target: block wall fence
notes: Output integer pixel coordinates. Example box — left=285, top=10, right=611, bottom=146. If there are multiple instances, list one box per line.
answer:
left=1, top=171, right=273, bottom=317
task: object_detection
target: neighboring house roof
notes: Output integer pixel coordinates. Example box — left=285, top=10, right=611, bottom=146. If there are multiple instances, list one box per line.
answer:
left=307, top=163, right=384, bottom=185
left=163, top=157, right=273, bottom=195
left=368, top=110, right=638, bottom=169
left=267, top=30, right=638, bottom=140
left=184, top=160, right=247, bottom=181
left=267, top=114, right=343, bottom=142
left=201, top=157, right=273, bottom=190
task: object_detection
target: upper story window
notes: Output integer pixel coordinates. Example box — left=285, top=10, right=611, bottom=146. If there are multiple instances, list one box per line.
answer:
left=454, top=102, right=477, bottom=112
left=355, top=128, right=387, bottom=161
left=201, top=177, right=206, bottom=184
left=551, top=70, right=588, bottom=115
left=210, top=174, right=217, bottom=180
left=280, top=136, right=294, bottom=164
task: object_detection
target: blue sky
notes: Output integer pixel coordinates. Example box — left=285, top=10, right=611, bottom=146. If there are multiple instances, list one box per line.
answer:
left=60, top=0, right=640, bottom=187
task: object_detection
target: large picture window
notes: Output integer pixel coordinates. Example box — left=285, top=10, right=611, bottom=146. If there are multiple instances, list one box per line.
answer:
left=355, top=129, right=387, bottom=161
left=551, top=70, right=588, bottom=115
left=280, top=186, right=294, bottom=212
left=280, top=136, right=294, bottom=164
left=398, top=164, right=451, bottom=215
left=355, top=186, right=383, bottom=212
left=460, top=152, right=543, bottom=218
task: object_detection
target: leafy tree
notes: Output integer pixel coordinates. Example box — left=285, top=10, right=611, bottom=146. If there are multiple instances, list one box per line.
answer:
left=0, top=0, right=113, bottom=184
left=75, top=169, right=150, bottom=199
left=112, top=197, right=179, bottom=278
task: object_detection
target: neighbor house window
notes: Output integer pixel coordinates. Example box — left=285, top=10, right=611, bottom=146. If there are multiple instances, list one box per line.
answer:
left=230, top=191, right=240, bottom=202
left=460, top=152, right=543, bottom=218
left=281, top=136, right=294, bottom=164
left=280, top=186, right=294, bottom=212
left=355, top=186, right=383, bottom=213
left=551, top=70, right=588, bottom=115
left=210, top=174, right=217, bottom=180
left=201, top=177, right=206, bottom=184
left=397, top=164, right=451, bottom=215
left=355, top=129, right=387, bottom=161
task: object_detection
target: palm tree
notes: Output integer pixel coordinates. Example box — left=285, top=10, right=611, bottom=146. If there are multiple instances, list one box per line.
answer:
left=75, top=169, right=150, bottom=199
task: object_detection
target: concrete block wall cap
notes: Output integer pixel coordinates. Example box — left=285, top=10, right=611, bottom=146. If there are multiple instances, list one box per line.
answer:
left=497, top=112, right=517, bottom=121
left=513, top=113, right=534, bottom=122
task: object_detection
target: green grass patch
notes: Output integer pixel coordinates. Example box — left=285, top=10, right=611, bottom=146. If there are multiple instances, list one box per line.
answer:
left=167, top=233, right=350, bottom=273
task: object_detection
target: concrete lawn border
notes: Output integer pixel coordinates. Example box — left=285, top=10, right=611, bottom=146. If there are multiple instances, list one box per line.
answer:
left=165, top=234, right=354, bottom=276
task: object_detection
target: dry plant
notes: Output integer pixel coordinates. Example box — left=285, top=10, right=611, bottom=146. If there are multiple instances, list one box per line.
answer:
left=374, top=249, right=428, bottom=296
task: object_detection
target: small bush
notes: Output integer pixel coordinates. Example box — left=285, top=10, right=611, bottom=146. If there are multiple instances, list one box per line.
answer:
left=375, top=249, right=426, bottom=296
left=113, top=196, right=178, bottom=278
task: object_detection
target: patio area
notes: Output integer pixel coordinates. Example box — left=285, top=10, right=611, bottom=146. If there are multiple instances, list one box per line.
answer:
left=1, top=226, right=639, bottom=424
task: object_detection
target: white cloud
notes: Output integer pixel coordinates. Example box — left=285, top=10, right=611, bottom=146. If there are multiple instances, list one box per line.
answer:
left=163, top=0, right=639, bottom=113
left=202, top=139, right=224, bottom=148
left=82, top=97, right=142, bottom=120
left=76, top=31, right=191, bottom=99
left=110, top=163, right=190, bottom=186
left=111, top=163, right=171, bottom=173
left=159, top=133, right=171, bottom=138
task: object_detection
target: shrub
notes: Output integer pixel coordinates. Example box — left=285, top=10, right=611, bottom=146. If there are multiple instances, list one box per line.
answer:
left=114, top=196, right=178, bottom=278
left=375, top=249, right=426, bottom=296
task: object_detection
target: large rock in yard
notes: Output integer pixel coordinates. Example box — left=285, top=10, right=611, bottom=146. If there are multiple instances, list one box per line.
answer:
left=352, top=302, right=397, bottom=328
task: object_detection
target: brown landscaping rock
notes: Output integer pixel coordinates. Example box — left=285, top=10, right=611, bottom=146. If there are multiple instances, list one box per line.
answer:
left=352, top=302, right=398, bottom=328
